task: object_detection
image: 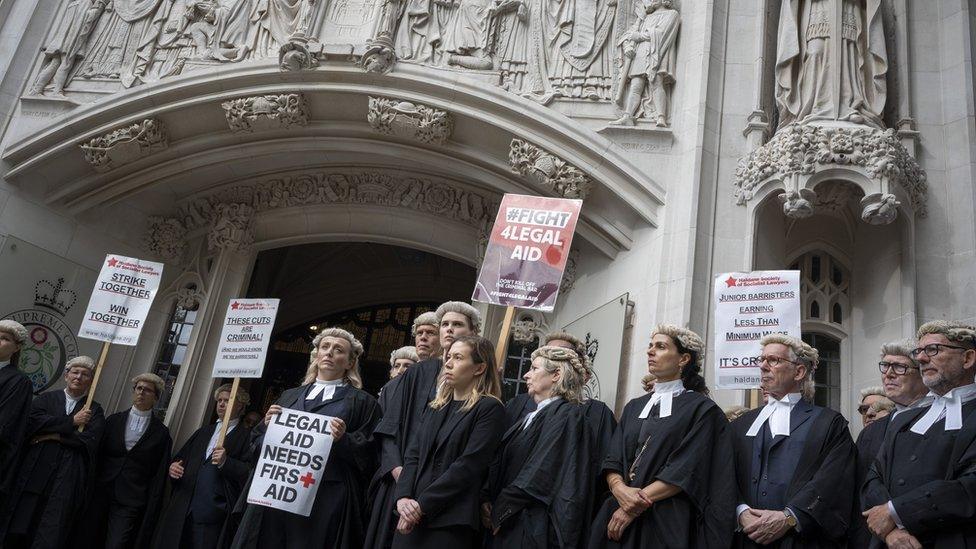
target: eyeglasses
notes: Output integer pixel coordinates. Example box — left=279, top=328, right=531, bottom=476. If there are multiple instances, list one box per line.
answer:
left=757, top=355, right=797, bottom=368
left=878, top=361, right=919, bottom=376
left=133, top=385, right=156, bottom=394
left=857, top=404, right=870, bottom=415
left=909, top=343, right=973, bottom=358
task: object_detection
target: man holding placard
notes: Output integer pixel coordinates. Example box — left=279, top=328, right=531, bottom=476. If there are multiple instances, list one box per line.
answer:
left=153, top=384, right=251, bottom=549
left=0, top=356, right=106, bottom=549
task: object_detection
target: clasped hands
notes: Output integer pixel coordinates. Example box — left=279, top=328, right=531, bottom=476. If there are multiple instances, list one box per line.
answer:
left=396, top=497, right=423, bottom=534
left=862, top=504, right=922, bottom=549
left=607, top=485, right=652, bottom=541
left=738, top=509, right=792, bottom=546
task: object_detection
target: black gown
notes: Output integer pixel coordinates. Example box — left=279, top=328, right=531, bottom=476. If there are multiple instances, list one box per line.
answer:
left=365, top=358, right=442, bottom=549
left=0, top=363, right=32, bottom=499
left=504, top=392, right=536, bottom=429
left=392, top=397, right=506, bottom=548
left=82, top=409, right=171, bottom=549
left=588, top=391, right=736, bottom=549
left=231, top=383, right=380, bottom=549
left=848, top=415, right=890, bottom=549
left=489, top=398, right=592, bottom=549
left=0, top=390, right=105, bottom=549
left=153, top=419, right=252, bottom=549
left=861, top=400, right=976, bottom=548
left=730, top=401, right=856, bottom=549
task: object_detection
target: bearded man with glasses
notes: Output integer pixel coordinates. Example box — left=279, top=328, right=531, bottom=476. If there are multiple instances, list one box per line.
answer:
left=862, top=320, right=976, bottom=548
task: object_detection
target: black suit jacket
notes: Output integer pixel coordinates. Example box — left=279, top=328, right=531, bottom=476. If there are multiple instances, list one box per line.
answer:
left=395, top=396, right=506, bottom=530
left=95, top=409, right=172, bottom=507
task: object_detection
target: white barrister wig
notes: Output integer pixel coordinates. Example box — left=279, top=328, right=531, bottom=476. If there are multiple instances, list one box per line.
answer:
left=544, top=331, right=590, bottom=369
left=916, top=320, right=976, bottom=348
left=64, top=355, right=96, bottom=373
left=879, top=340, right=920, bottom=368
left=0, top=320, right=28, bottom=345
left=411, top=312, right=440, bottom=335
left=435, top=301, right=482, bottom=334
left=760, top=333, right=820, bottom=371
left=306, top=327, right=365, bottom=388
left=652, top=324, right=706, bottom=369
left=389, top=346, right=420, bottom=367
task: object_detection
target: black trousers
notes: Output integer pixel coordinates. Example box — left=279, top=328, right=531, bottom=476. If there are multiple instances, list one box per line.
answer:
left=392, top=525, right=479, bottom=548
left=103, top=502, right=143, bottom=549
left=181, top=514, right=223, bottom=549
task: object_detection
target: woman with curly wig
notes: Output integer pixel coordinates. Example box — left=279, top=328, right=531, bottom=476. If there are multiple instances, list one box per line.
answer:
left=487, top=345, right=593, bottom=548
left=589, top=324, right=736, bottom=548
left=231, top=327, right=381, bottom=549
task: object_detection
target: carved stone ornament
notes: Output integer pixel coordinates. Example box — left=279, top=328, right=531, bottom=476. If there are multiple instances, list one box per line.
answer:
left=734, top=125, right=927, bottom=220
left=143, top=216, right=188, bottom=264
left=222, top=93, right=310, bottom=133
left=175, top=285, right=205, bottom=311
left=511, top=317, right=540, bottom=344
left=207, top=203, right=255, bottom=252
left=279, top=38, right=320, bottom=72
left=509, top=139, right=593, bottom=200
left=362, top=33, right=397, bottom=74
left=174, top=171, right=499, bottom=235
left=560, top=248, right=580, bottom=293
left=79, top=118, right=168, bottom=173
left=367, top=97, right=453, bottom=145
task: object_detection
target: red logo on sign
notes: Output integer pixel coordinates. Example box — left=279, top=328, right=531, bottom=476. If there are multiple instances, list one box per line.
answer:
left=230, top=301, right=240, bottom=310
left=107, top=257, right=118, bottom=267
left=299, top=472, right=316, bottom=488
left=725, top=276, right=737, bottom=287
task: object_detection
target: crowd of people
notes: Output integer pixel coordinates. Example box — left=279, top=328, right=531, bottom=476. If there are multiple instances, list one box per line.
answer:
left=0, top=302, right=973, bottom=548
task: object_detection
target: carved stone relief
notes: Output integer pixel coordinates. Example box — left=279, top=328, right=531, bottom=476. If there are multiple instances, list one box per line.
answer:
left=222, top=93, right=310, bottom=133
left=79, top=118, right=168, bottom=173
left=509, top=139, right=593, bottom=199
left=207, top=203, right=256, bottom=252
left=143, top=216, right=188, bottom=264
left=511, top=317, right=540, bottom=344
left=175, top=284, right=205, bottom=310
left=560, top=247, right=580, bottom=293
left=367, top=97, right=453, bottom=144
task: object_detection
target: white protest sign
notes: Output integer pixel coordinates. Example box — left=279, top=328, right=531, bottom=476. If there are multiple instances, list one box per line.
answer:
left=713, top=270, right=801, bottom=390
left=247, top=408, right=334, bottom=517
left=78, top=255, right=164, bottom=346
left=212, top=298, right=280, bottom=378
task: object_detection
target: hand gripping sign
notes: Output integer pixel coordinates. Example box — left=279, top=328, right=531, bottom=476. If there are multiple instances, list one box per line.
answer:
left=247, top=408, right=335, bottom=517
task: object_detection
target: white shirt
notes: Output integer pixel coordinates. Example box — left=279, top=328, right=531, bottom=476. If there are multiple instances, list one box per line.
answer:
left=746, top=392, right=802, bottom=437
left=125, top=406, right=152, bottom=451
left=910, top=383, right=976, bottom=434
left=206, top=418, right=240, bottom=461
left=0, top=360, right=9, bottom=370
left=64, top=389, right=84, bottom=415
left=306, top=378, right=346, bottom=402
left=638, top=379, right=685, bottom=419
left=523, top=396, right=560, bottom=429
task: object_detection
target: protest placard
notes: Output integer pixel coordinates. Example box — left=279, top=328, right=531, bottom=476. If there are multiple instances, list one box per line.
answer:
left=471, top=193, right=582, bottom=313
left=78, top=254, right=164, bottom=346
left=247, top=408, right=334, bottom=517
left=713, top=270, right=801, bottom=390
left=212, top=298, right=280, bottom=378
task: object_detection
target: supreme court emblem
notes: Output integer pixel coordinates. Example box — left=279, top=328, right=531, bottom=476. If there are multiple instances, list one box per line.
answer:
left=3, top=278, right=80, bottom=393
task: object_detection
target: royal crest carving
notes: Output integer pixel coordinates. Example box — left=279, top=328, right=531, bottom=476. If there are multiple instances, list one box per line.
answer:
left=208, top=203, right=255, bottom=252
left=143, top=216, right=188, bottom=264
left=509, top=139, right=593, bottom=200
left=79, top=118, right=168, bottom=173
left=175, top=171, right=499, bottom=235
left=734, top=125, right=927, bottom=219
left=367, top=97, right=454, bottom=144
left=222, top=93, right=310, bottom=133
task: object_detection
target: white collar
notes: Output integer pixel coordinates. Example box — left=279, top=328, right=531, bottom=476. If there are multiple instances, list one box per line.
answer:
left=746, top=392, right=801, bottom=437
left=64, top=389, right=84, bottom=402
left=0, top=360, right=9, bottom=369
left=217, top=417, right=240, bottom=428
left=129, top=406, right=152, bottom=417
left=892, top=394, right=934, bottom=418
left=307, top=378, right=346, bottom=401
left=638, top=379, right=686, bottom=419
left=910, top=384, right=976, bottom=434
left=523, top=396, right=560, bottom=429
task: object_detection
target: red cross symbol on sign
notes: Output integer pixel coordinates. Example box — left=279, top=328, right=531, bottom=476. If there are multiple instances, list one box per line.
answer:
left=299, top=472, right=316, bottom=488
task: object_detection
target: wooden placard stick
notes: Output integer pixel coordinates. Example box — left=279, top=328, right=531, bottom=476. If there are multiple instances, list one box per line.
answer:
left=79, top=341, right=111, bottom=432
left=216, top=376, right=241, bottom=448
left=494, top=306, right=517, bottom=372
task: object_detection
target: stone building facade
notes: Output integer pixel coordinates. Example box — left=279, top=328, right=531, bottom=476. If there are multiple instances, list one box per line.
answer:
left=0, top=0, right=971, bottom=442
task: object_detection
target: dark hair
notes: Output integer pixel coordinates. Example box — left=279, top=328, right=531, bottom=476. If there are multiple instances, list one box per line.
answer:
left=674, top=340, right=709, bottom=395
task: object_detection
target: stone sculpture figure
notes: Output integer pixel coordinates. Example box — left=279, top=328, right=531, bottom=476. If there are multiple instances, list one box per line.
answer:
left=443, top=0, right=494, bottom=69
left=394, top=0, right=434, bottom=61
left=611, top=0, right=679, bottom=127
left=775, top=0, right=887, bottom=129
left=30, top=0, right=109, bottom=96
left=75, top=0, right=166, bottom=83
left=536, top=0, right=617, bottom=101
left=488, top=0, right=530, bottom=91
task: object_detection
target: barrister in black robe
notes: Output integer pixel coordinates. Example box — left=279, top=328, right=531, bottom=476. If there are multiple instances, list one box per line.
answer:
left=82, top=374, right=172, bottom=549
left=231, top=327, right=380, bottom=549
left=731, top=335, right=855, bottom=549
left=365, top=301, right=480, bottom=549
left=0, top=320, right=32, bottom=501
left=861, top=321, right=976, bottom=548
left=1, top=357, right=106, bottom=549
left=489, top=345, right=593, bottom=549
left=504, top=391, right=536, bottom=429
left=392, top=335, right=506, bottom=547
left=153, top=383, right=252, bottom=549
left=589, top=325, right=735, bottom=549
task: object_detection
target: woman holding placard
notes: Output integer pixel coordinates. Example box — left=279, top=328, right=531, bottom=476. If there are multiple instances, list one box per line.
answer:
left=390, top=335, right=505, bottom=547
left=587, top=325, right=736, bottom=549
left=230, top=327, right=380, bottom=549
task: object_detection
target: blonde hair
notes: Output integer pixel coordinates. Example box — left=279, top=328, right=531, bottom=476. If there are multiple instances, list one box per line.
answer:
left=430, top=336, right=501, bottom=412
left=530, top=345, right=587, bottom=404
left=303, top=327, right=364, bottom=388
left=132, top=373, right=165, bottom=398
left=213, top=382, right=251, bottom=406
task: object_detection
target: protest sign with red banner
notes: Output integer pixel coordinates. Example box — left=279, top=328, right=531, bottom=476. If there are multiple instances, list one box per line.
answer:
left=472, top=194, right=582, bottom=313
